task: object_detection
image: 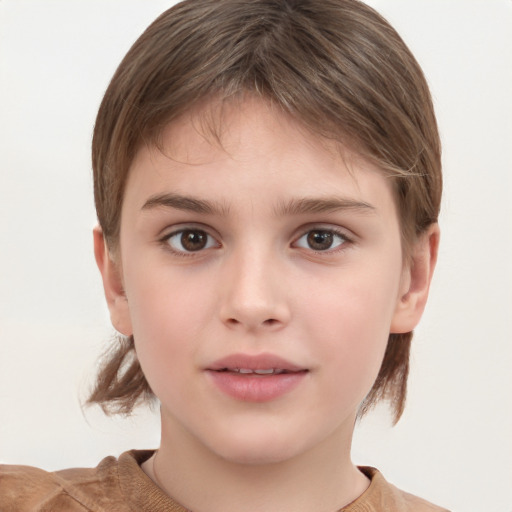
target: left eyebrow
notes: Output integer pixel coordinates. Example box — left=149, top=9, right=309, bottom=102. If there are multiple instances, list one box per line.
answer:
left=274, top=197, right=376, bottom=216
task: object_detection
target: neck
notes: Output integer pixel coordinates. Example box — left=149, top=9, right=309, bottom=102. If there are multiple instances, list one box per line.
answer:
left=143, top=412, right=369, bottom=512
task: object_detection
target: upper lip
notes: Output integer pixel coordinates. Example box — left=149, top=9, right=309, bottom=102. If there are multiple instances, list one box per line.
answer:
left=207, top=353, right=307, bottom=373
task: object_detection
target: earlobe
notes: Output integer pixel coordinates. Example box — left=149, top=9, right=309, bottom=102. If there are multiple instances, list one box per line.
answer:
left=390, top=223, right=440, bottom=334
left=93, top=226, right=133, bottom=336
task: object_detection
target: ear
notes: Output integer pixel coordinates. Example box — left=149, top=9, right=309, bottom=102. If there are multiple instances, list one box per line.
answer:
left=93, top=226, right=133, bottom=336
left=390, top=223, right=440, bottom=334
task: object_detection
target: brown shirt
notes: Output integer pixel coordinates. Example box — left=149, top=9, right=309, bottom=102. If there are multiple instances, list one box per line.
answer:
left=0, top=450, right=449, bottom=512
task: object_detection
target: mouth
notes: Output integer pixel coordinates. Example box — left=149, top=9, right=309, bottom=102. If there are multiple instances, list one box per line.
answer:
left=206, top=353, right=308, bottom=402
left=214, top=368, right=304, bottom=375
left=207, top=353, right=307, bottom=374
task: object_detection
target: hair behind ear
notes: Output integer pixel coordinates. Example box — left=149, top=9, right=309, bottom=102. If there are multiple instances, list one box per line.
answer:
left=358, top=331, right=411, bottom=424
left=86, top=334, right=155, bottom=415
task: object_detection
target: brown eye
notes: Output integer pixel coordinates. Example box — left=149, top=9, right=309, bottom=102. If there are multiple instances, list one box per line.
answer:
left=181, top=230, right=208, bottom=251
left=166, top=229, right=217, bottom=253
left=294, top=229, right=347, bottom=252
left=307, top=230, right=334, bottom=250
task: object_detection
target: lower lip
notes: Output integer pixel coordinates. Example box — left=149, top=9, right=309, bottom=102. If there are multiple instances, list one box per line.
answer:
left=206, top=371, right=307, bottom=402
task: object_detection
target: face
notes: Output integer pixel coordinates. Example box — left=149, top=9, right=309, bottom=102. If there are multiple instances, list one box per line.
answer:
left=104, top=98, right=422, bottom=465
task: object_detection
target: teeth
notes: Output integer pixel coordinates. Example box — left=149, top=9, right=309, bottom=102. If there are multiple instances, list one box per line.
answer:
left=233, top=368, right=284, bottom=375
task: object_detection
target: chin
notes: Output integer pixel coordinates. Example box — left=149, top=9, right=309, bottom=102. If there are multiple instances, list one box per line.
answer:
left=205, top=426, right=311, bottom=466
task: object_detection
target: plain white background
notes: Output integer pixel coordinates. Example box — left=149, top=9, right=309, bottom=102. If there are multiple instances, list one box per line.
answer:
left=0, top=1, right=511, bottom=510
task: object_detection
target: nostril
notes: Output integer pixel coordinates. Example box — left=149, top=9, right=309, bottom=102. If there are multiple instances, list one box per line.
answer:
left=225, top=317, right=279, bottom=328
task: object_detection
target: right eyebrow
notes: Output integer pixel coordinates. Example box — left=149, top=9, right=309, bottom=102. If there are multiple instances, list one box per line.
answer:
left=141, top=193, right=230, bottom=216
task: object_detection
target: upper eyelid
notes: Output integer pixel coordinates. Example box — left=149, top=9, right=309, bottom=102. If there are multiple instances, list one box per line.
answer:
left=293, top=224, right=354, bottom=241
left=159, top=222, right=220, bottom=241
left=293, top=229, right=350, bottom=244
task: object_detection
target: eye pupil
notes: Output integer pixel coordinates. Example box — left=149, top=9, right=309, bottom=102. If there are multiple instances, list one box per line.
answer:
left=307, top=230, right=333, bottom=250
left=181, top=230, right=207, bottom=251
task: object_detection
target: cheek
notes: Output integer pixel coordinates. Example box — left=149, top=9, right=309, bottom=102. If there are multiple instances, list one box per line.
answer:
left=302, top=261, right=400, bottom=341
left=125, top=253, right=217, bottom=333
left=123, top=266, right=217, bottom=388
left=301, top=266, right=401, bottom=398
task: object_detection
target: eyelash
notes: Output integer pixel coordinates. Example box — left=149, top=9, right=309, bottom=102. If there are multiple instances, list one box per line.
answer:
left=292, top=227, right=351, bottom=254
left=160, top=228, right=220, bottom=257
left=160, top=226, right=352, bottom=257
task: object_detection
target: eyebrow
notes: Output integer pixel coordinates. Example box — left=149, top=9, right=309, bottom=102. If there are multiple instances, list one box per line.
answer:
left=274, top=197, right=376, bottom=216
left=142, top=193, right=230, bottom=215
left=141, top=193, right=375, bottom=217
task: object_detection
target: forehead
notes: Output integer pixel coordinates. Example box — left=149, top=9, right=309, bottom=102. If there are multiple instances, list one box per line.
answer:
left=151, top=96, right=350, bottom=166
left=124, top=97, right=397, bottom=218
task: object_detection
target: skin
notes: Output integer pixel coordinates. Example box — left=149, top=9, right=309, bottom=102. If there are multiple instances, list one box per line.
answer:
left=95, top=97, right=439, bottom=512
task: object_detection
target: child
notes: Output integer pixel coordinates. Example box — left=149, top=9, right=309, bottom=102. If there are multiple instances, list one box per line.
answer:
left=0, top=0, right=448, bottom=510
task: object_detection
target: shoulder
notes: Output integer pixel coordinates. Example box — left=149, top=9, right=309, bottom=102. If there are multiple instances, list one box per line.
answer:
left=0, top=463, right=66, bottom=512
left=0, top=451, right=149, bottom=512
left=346, top=467, right=450, bottom=512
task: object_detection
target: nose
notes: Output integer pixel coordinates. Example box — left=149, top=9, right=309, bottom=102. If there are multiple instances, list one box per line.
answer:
left=219, top=248, right=291, bottom=332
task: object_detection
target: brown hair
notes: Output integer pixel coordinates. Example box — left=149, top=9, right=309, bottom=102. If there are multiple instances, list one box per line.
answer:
left=89, top=0, right=442, bottom=423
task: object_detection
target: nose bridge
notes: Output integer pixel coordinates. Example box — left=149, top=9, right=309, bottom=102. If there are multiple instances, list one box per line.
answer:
left=219, top=239, right=289, bottom=330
